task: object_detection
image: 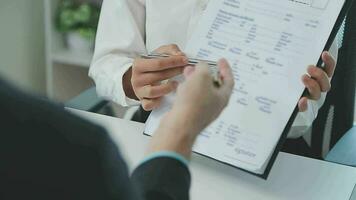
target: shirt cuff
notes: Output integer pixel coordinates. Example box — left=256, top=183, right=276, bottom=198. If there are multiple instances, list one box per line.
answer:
left=89, top=56, right=141, bottom=107
left=139, top=151, right=190, bottom=167
left=288, top=93, right=327, bottom=138
left=113, top=62, right=141, bottom=106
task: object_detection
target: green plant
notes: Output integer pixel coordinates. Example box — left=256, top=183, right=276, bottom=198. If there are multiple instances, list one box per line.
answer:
left=56, top=0, right=100, bottom=40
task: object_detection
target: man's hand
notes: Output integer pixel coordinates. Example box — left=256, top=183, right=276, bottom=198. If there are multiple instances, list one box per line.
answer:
left=298, top=51, right=336, bottom=112
left=126, top=44, right=188, bottom=110
left=171, top=59, right=235, bottom=133
left=147, top=59, right=235, bottom=159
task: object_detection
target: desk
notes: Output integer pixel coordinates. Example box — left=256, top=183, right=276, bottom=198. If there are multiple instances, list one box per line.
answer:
left=69, top=109, right=356, bottom=200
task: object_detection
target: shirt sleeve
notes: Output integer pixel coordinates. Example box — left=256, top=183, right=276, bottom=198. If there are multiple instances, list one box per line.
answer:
left=288, top=39, right=339, bottom=139
left=89, top=0, right=146, bottom=107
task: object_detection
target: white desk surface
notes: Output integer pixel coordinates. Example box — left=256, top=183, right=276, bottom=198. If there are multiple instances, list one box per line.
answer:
left=69, top=109, right=356, bottom=200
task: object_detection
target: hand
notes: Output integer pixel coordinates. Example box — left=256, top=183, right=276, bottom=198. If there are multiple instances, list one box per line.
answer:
left=298, top=51, right=336, bottom=112
left=170, top=59, right=235, bottom=133
left=129, top=44, right=188, bottom=111
left=147, top=59, right=235, bottom=158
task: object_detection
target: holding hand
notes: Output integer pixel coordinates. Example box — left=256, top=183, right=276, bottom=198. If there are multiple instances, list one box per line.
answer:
left=298, top=51, right=336, bottom=112
left=148, top=59, right=235, bottom=159
left=129, top=44, right=188, bottom=110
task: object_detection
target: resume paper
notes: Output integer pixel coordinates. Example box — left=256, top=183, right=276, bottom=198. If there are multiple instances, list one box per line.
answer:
left=145, top=0, right=345, bottom=175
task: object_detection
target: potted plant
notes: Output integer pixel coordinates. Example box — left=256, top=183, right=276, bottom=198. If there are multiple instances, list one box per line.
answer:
left=56, top=0, right=100, bottom=53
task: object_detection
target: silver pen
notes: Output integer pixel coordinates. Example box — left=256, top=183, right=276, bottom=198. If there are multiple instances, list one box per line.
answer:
left=140, top=53, right=222, bottom=87
left=140, top=53, right=218, bottom=67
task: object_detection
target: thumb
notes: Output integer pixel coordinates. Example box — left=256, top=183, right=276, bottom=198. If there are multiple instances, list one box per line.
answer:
left=217, top=59, right=235, bottom=94
left=194, top=62, right=212, bottom=75
left=192, top=62, right=214, bottom=85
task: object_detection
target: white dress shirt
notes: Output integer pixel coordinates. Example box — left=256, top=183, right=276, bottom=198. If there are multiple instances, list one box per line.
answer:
left=89, top=0, right=338, bottom=138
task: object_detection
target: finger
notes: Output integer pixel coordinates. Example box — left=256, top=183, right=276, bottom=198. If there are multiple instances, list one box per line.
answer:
left=141, top=98, right=163, bottom=111
left=136, top=67, right=184, bottom=86
left=134, top=56, right=188, bottom=72
left=322, top=51, right=336, bottom=78
left=138, top=81, right=178, bottom=99
left=298, top=97, right=308, bottom=112
left=302, top=74, right=321, bottom=100
left=193, top=62, right=214, bottom=83
left=195, top=62, right=211, bottom=73
left=187, top=62, right=214, bottom=90
left=183, top=66, right=195, bottom=78
left=218, top=59, right=235, bottom=92
left=307, top=66, right=331, bottom=92
left=154, top=44, right=185, bottom=56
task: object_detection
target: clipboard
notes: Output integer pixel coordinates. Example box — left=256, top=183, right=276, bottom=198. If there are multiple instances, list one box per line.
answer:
left=143, top=0, right=355, bottom=179
left=258, top=0, right=355, bottom=179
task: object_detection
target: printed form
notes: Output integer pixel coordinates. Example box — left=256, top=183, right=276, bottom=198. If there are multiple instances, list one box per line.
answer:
left=145, top=0, right=345, bottom=174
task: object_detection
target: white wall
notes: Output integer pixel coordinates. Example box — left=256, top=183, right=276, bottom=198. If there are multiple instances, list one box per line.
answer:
left=0, top=0, right=45, bottom=94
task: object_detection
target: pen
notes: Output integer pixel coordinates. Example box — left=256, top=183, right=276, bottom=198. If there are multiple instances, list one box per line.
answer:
left=140, top=53, right=218, bottom=67
left=140, top=53, right=222, bottom=87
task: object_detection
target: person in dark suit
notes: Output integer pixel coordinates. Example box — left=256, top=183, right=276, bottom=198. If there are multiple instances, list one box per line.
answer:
left=0, top=60, right=234, bottom=200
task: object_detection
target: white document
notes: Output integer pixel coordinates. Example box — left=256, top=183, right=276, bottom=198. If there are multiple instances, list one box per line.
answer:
left=145, top=0, right=345, bottom=175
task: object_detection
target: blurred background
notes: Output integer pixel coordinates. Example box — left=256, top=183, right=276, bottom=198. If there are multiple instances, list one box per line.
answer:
left=0, top=0, right=131, bottom=117
left=0, top=0, right=355, bottom=162
left=0, top=0, right=46, bottom=95
left=0, top=0, right=100, bottom=99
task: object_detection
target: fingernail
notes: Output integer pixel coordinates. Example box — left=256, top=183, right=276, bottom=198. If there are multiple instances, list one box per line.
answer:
left=172, top=81, right=179, bottom=88
left=182, top=57, right=189, bottom=64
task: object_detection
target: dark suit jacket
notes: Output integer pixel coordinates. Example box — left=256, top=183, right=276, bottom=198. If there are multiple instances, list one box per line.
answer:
left=0, top=78, right=190, bottom=200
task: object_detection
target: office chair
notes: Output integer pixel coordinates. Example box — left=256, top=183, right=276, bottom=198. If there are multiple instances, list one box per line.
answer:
left=65, top=87, right=138, bottom=120
left=311, top=2, right=356, bottom=159
left=325, top=126, right=356, bottom=166
left=65, top=87, right=110, bottom=113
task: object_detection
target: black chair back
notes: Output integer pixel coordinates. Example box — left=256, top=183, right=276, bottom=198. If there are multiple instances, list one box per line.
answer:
left=311, top=3, right=356, bottom=157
